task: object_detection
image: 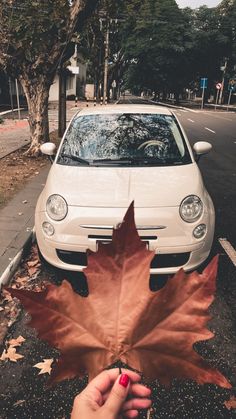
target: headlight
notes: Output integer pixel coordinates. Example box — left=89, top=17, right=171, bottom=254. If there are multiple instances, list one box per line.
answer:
left=180, top=195, right=203, bottom=223
left=46, top=194, right=68, bottom=221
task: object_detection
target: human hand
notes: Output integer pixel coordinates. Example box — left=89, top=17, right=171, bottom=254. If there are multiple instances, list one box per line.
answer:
left=71, top=368, right=152, bottom=419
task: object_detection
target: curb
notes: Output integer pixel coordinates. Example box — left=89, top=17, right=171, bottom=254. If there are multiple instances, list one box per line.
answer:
left=0, top=228, right=35, bottom=289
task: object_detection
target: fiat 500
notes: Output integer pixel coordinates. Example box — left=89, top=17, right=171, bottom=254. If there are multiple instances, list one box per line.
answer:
left=35, top=105, right=215, bottom=274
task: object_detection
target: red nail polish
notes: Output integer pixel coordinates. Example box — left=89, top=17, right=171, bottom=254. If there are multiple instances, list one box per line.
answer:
left=119, top=374, right=130, bottom=388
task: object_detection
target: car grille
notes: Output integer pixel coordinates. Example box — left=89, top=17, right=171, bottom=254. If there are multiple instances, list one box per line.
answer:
left=56, top=249, right=190, bottom=269
left=88, top=235, right=157, bottom=240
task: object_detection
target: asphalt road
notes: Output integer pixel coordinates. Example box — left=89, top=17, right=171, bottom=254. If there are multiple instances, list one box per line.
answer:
left=0, top=99, right=236, bottom=419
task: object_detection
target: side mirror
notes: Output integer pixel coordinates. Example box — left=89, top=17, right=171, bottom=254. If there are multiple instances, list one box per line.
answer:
left=40, top=142, right=56, bottom=162
left=193, top=141, right=212, bottom=161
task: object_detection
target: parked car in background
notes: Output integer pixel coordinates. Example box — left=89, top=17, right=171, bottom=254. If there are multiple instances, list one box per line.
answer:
left=35, top=105, right=214, bottom=274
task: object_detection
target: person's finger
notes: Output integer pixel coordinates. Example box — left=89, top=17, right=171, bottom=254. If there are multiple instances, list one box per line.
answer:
left=123, top=410, right=139, bottom=418
left=102, top=373, right=130, bottom=415
left=102, top=382, right=151, bottom=405
left=86, top=368, right=141, bottom=395
left=122, top=397, right=152, bottom=411
left=129, top=383, right=152, bottom=397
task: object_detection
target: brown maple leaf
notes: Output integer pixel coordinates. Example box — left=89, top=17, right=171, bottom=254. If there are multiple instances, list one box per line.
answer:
left=8, top=335, right=25, bottom=347
left=224, top=396, right=236, bottom=410
left=33, top=358, right=54, bottom=375
left=7, top=203, right=231, bottom=388
left=0, top=347, right=24, bottom=362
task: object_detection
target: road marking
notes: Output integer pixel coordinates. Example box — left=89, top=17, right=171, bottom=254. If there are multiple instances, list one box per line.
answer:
left=183, top=108, right=199, bottom=113
left=205, top=127, right=216, bottom=133
left=219, top=238, right=236, bottom=267
left=187, top=118, right=195, bottom=123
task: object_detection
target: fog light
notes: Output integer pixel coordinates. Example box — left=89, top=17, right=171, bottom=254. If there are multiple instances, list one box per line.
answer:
left=193, top=224, right=206, bottom=239
left=42, top=222, right=55, bottom=236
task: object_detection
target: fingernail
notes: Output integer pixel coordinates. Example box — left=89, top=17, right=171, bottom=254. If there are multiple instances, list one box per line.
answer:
left=119, top=373, right=130, bottom=388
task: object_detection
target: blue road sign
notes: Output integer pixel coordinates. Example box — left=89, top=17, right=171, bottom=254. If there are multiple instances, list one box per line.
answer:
left=200, top=78, right=208, bottom=89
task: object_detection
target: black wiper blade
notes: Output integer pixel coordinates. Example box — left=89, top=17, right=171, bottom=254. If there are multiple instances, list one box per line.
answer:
left=93, top=158, right=132, bottom=164
left=61, top=153, right=90, bottom=165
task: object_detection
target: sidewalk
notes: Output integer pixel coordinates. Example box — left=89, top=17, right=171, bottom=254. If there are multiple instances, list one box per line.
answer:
left=0, top=165, right=50, bottom=286
left=0, top=100, right=93, bottom=286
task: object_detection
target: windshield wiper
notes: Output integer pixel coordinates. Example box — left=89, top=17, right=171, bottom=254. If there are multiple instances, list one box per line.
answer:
left=60, top=153, right=90, bottom=165
left=92, top=158, right=133, bottom=164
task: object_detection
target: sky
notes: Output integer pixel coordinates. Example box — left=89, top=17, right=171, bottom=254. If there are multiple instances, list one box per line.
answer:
left=176, top=0, right=220, bottom=8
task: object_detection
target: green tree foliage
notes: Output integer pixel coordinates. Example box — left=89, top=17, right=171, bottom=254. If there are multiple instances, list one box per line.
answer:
left=121, top=0, right=236, bottom=101
left=0, top=0, right=98, bottom=155
left=122, top=0, right=192, bottom=101
left=79, top=0, right=126, bottom=100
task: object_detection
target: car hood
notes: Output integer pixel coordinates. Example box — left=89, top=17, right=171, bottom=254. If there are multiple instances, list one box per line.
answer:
left=45, top=163, right=204, bottom=208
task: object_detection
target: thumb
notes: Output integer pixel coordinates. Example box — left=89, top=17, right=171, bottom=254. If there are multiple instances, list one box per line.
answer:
left=102, top=373, right=130, bottom=417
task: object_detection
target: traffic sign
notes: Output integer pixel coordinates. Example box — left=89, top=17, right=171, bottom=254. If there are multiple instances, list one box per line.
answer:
left=216, top=83, right=222, bottom=90
left=200, top=78, right=208, bottom=89
left=228, top=78, right=236, bottom=91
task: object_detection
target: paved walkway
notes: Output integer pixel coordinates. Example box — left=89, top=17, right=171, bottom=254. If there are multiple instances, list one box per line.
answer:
left=0, top=102, right=81, bottom=159
left=0, top=101, right=89, bottom=285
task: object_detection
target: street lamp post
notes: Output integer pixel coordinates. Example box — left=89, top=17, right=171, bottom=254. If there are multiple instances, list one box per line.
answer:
left=103, top=21, right=109, bottom=105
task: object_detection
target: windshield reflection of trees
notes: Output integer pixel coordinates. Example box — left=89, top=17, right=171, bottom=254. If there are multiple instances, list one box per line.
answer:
left=59, top=113, right=185, bottom=164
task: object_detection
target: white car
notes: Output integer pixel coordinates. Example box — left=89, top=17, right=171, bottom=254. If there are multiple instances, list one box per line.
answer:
left=35, top=105, right=215, bottom=274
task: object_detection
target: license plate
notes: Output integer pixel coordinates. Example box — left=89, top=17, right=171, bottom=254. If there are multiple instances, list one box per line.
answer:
left=96, top=240, right=111, bottom=250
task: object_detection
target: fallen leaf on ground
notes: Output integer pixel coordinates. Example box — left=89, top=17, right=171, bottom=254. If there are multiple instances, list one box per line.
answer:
left=0, top=347, right=24, bottom=362
left=1, top=289, right=13, bottom=303
left=8, top=335, right=25, bottom=347
left=28, top=267, right=40, bottom=277
left=33, top=358, right=54, bottom=375
left=7, top=203, right=232, bottom=388
left=15, top=276, right=29, bottom=285
left=224, top=396, right=236, bottom=410
left=13, top=400, right=26, bottom=407
left=27, top=259, right=40, bottom=268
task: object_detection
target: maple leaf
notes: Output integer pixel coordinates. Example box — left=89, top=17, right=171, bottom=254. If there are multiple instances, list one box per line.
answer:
left=33, top=358, right=54, bottom=375
left=0, top=347, right=24, bottom=362
left=7, top=203, right=231, bottom=388
left=224, top=396, right=236, bottom=410
left=8, top=335, right=25, bottom=347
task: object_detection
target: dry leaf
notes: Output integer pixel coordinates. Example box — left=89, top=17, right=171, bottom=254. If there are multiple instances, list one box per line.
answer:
left=0, top=347, right=24, bottom=362
left=33, top=358, right=54, bottom=375
left=8, top=335, right=25, bottom=347
left=15, top=276, right=29, bottom=285
left=1, top=289, right=13, bottom=303
left=27, top=259, right=39, bottom=268
left=7, top=203, right=232, bottom=388
left=13, top=400, right=26, bottom=407
left=224, top=396, right=236, bottom=410
left=28, top=267, right=39, bottom=277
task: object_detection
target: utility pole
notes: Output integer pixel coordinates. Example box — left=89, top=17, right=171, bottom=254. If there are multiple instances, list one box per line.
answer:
left=99, top=14, right=124, bottom=105
left=58, top=66, right=67, bottom=137
left=15, top=78, right=21, bottom=119
left=103, top=21, right=109, bottom=104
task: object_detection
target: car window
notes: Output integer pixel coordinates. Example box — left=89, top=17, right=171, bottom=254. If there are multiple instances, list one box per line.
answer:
left=57, top=113, right=191, bottom=166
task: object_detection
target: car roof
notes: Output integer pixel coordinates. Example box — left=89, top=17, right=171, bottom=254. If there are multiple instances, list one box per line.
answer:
left=76, top=104, right=173, bottom=116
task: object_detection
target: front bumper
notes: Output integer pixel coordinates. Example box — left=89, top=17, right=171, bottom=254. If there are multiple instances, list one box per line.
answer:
left=35, top=204, right=215, bottom=274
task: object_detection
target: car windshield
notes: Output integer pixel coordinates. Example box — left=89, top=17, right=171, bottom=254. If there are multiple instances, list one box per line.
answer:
left=57, top=113, right=191, bottom=166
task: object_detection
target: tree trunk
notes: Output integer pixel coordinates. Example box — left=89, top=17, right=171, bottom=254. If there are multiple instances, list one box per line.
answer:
left=20, top=74, right=52, bottom=156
